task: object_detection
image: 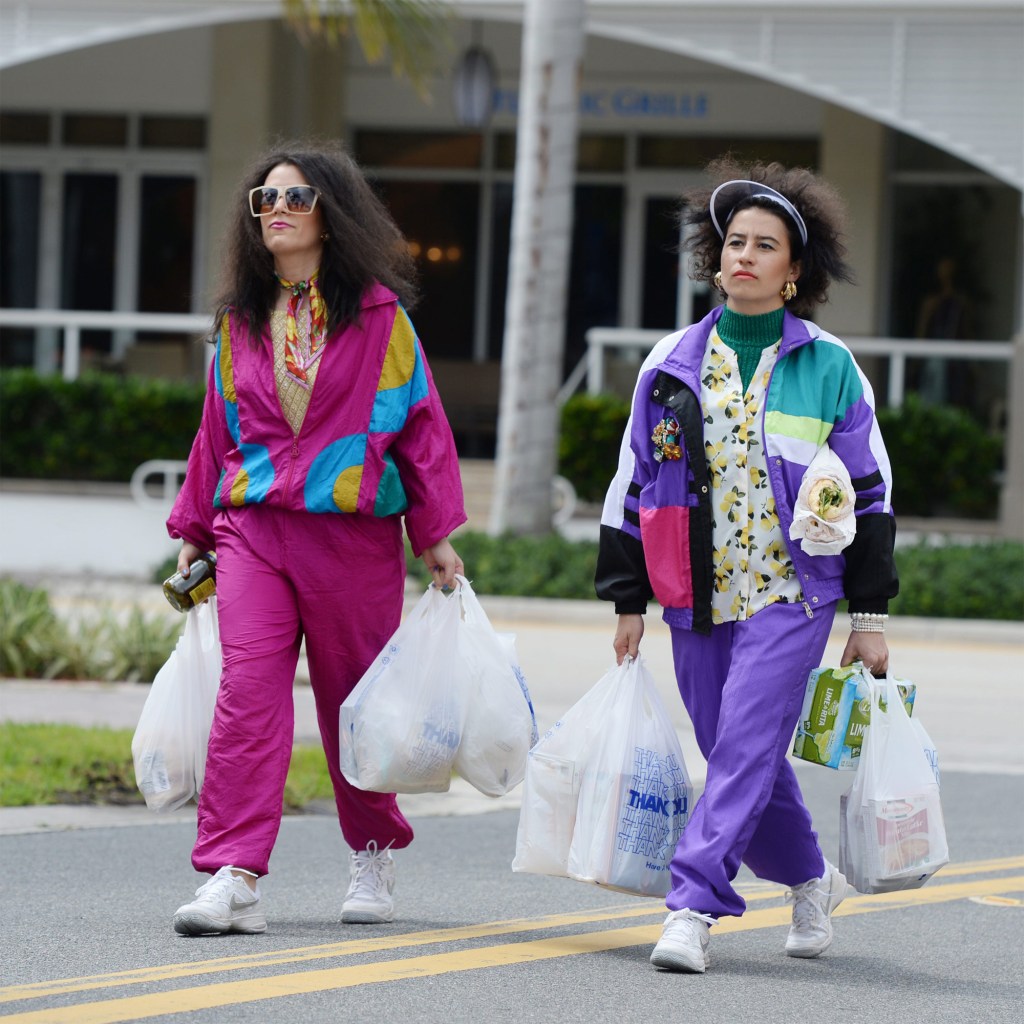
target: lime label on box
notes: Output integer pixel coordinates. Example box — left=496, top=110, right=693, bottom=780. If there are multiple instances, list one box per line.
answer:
left=792, top=666, right=915, bottom=770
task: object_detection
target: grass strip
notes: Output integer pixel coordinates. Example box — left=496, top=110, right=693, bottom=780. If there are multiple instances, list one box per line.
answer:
left=0, top=722, right=333, bottom=809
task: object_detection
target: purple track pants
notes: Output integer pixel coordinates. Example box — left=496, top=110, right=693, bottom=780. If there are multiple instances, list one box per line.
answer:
left=667, top=600, right=836, bottom=918
left=192, top=505, right=415, bottom=877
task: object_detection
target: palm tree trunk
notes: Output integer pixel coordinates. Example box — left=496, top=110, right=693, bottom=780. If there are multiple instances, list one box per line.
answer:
left=489, top=0, right=586, bottom=536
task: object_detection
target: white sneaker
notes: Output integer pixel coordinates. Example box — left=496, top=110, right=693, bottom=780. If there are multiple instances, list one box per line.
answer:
left=173, top=866, right=266, bottom=936
left=341, top=841, right=395, bottom=924
left=785, top=860, right=848, bottom=958
left=650, top=909, right=716, bottom=973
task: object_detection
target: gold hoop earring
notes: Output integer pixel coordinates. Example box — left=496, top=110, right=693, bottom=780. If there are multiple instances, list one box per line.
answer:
left=713, top=271, right=724, bottom=293
left=781, top=281, right=797, bottom=302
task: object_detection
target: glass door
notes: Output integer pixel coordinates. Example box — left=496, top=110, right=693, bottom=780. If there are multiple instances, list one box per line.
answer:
left=623, top=174, right=711, bottom=332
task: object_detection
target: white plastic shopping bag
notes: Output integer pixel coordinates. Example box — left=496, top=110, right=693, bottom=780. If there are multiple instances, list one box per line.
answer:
left=512, top=662, right=624, bottom=878
left=840, top=674, right=948, bottom=893
left=452, top=576, right=538, bottom=797
left=339, top=583, right=467, bottom=794
left=513, top=657, right=692, bottom=898
left=910, top=716, right=941, bottom=787
left=566, top=657, right=692, bottom=897
left=131, top=598, right=222, bottom=812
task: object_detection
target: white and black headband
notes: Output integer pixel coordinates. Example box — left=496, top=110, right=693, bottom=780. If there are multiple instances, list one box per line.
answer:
left=709, top=179, right=808, bottom=247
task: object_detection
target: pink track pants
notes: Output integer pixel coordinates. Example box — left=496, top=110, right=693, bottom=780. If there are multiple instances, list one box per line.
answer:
left=192, top=504, right=415, bottom=876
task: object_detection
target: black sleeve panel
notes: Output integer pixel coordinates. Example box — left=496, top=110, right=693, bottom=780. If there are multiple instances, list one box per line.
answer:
left=595, top=524, right=653, bottom=615
left=843, top=512, right=900, bottom=614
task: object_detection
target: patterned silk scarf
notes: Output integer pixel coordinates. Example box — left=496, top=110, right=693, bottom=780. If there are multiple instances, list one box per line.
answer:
left=275, top=271, right=327, bottom=388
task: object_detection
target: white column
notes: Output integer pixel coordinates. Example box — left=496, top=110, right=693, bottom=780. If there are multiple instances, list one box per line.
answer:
left=202, top=22, right=276, bottom=309
left=490, top=0, right=587, bottom=536
left=999, top=202, right=1024, bottom=539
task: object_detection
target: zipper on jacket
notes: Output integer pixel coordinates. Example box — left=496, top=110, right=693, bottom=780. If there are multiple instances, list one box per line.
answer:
left=283, top=434, right=300, bottom=496
left=801, top=600, right=814, bottom=619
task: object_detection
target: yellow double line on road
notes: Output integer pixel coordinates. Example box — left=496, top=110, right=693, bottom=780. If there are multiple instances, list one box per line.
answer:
left=2, top=857, right=1022, bottom=1023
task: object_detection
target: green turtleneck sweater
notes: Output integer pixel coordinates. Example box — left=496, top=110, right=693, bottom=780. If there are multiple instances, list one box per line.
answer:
left=715, top=306, right=785, bottom=392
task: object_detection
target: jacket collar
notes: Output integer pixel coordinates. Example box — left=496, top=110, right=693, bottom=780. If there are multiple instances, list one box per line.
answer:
left=361, top=280, right=399, bottom=310
left=656, top=306, right=818, bottom=384
left=779, top=309, right=818, bottom=355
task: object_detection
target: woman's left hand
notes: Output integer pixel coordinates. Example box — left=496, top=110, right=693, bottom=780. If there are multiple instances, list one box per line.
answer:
left=420, top=537, right=464, bottom=590
left=840, top=631, right=889, bottom=676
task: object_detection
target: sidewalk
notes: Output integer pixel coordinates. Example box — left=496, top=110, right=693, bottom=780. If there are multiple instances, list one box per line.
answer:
left=0, top=461, right=507, bottom=581
left=3, top=589, right=1022, bottom=835
left=2, top=473, right=1022, bottom=835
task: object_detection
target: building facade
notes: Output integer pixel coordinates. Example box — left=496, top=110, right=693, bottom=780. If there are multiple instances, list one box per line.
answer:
left=1, top=2, right=1021, bottom=437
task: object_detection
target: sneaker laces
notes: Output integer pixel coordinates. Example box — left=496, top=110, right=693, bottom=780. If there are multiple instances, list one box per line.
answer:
left=785, top=878, right=826, bottom=932
left=348, top=841, right=393, bottom=900
left=663, top=908, right=717, bottom=932
left=194, top=867, right=253, bottom=902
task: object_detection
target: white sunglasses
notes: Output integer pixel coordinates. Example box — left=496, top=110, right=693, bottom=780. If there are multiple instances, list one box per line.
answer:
left=248, top=185, right=320, bottom=217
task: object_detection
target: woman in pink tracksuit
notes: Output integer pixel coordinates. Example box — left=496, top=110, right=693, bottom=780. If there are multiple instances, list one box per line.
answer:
left=167, top=141, right=466, bottom=936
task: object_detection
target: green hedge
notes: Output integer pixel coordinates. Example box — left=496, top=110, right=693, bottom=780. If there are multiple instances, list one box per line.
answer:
left=876, top=395, right=1003, bottom=519
left=891, top=540, right=1023, bottom=620
left=558, top=393, right=630, bottom=503
left=0, top=578, right=182, bottom=682
left=406, top=531, right=601, bottom=600
left=402, top=531, right=1023, bottom=620
left=0, top=369, right=204, bottom=481
left=3, top=371, right=1004, bottom=522
left=15, top=531, right=1020, bottom=683
left=558, top=391, right=1004, bottom=519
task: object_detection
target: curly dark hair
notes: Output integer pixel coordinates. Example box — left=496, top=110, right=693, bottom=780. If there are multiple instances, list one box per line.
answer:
left=211, top=138, right=419, bottom=341
left=681, top=157, right=854, bottom=317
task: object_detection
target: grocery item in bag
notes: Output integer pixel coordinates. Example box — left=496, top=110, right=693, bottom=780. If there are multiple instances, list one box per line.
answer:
left=339, top=584, right=466, bottom=794
left=452, top=578, right=537, bottom=797
left=568, top=738, right=690, bottom=897
left=539, top=657, right=692, bottom=898
left=512, top=664, right=623, bottom=878
left=840, top=676, right=947, bottom=893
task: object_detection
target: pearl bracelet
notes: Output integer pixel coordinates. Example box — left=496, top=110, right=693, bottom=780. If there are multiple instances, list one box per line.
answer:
left=850, top=612, right=888, bottom=633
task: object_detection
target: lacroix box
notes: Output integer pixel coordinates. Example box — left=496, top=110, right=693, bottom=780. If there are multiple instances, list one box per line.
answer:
left=792, top=665, right=860, bottom=768
left=793, top=666, right=916, bottom=770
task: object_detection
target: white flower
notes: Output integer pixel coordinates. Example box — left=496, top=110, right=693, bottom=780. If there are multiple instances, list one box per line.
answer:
left=789, top=446, right=856, bottom=555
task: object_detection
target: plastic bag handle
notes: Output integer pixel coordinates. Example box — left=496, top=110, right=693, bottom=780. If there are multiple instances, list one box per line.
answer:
left=867, top=672, right=911, bottom=722
left=451, top=573, right=487, bottom=624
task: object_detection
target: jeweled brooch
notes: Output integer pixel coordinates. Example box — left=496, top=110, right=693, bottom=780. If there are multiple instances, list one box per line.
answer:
left=652, top=416, right=682, bottom=462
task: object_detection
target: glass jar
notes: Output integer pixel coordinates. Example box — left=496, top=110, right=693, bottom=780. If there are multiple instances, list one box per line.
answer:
left=162, top=552, right=217, bottom=612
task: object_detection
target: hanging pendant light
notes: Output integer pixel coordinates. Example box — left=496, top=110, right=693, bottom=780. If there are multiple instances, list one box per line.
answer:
left=453, top=44, right=496, bottom=127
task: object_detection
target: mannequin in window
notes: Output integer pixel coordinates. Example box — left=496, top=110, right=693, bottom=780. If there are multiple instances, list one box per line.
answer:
left=914, top=256, right=974, bottom=406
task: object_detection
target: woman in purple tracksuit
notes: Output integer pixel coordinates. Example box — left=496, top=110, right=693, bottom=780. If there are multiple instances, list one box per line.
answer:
left=596, top=159, right=898, bottom=973
left=166, top=141, right=466, bottom=936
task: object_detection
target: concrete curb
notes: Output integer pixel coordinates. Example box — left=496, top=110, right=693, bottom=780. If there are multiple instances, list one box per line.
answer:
left=0, top=780, right=520, bottom=836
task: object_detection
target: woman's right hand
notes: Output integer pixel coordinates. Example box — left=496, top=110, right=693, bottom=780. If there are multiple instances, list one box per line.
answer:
left=177, top=541, right=203, bottom=577
left=613, top=614, right=645, bottom=665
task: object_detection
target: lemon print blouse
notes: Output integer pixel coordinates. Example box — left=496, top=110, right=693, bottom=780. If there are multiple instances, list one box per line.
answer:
left=701, top=328, right=804, bottom=624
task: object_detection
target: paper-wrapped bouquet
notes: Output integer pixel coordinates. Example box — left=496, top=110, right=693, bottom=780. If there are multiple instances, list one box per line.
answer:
left=788, top=446, right=856, bottom=555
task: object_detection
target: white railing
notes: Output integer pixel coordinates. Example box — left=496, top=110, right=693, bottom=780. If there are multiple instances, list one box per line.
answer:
left=2, top=306, right=1016, bottom=411
left=0, top=308, right=210, bottom=380
left=130, top=459, right=189, bottom=510
left=582, top=327, right=1016, bottom=408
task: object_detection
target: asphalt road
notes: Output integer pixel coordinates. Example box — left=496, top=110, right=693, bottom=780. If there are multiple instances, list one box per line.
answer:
left=1, top=769, right=1022, bottom=1024
left=1, top=487, right=1022, bottom=1021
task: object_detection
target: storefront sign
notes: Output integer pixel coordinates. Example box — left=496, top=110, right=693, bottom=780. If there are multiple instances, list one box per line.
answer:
left=492, top=87, right=709, bottom=120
